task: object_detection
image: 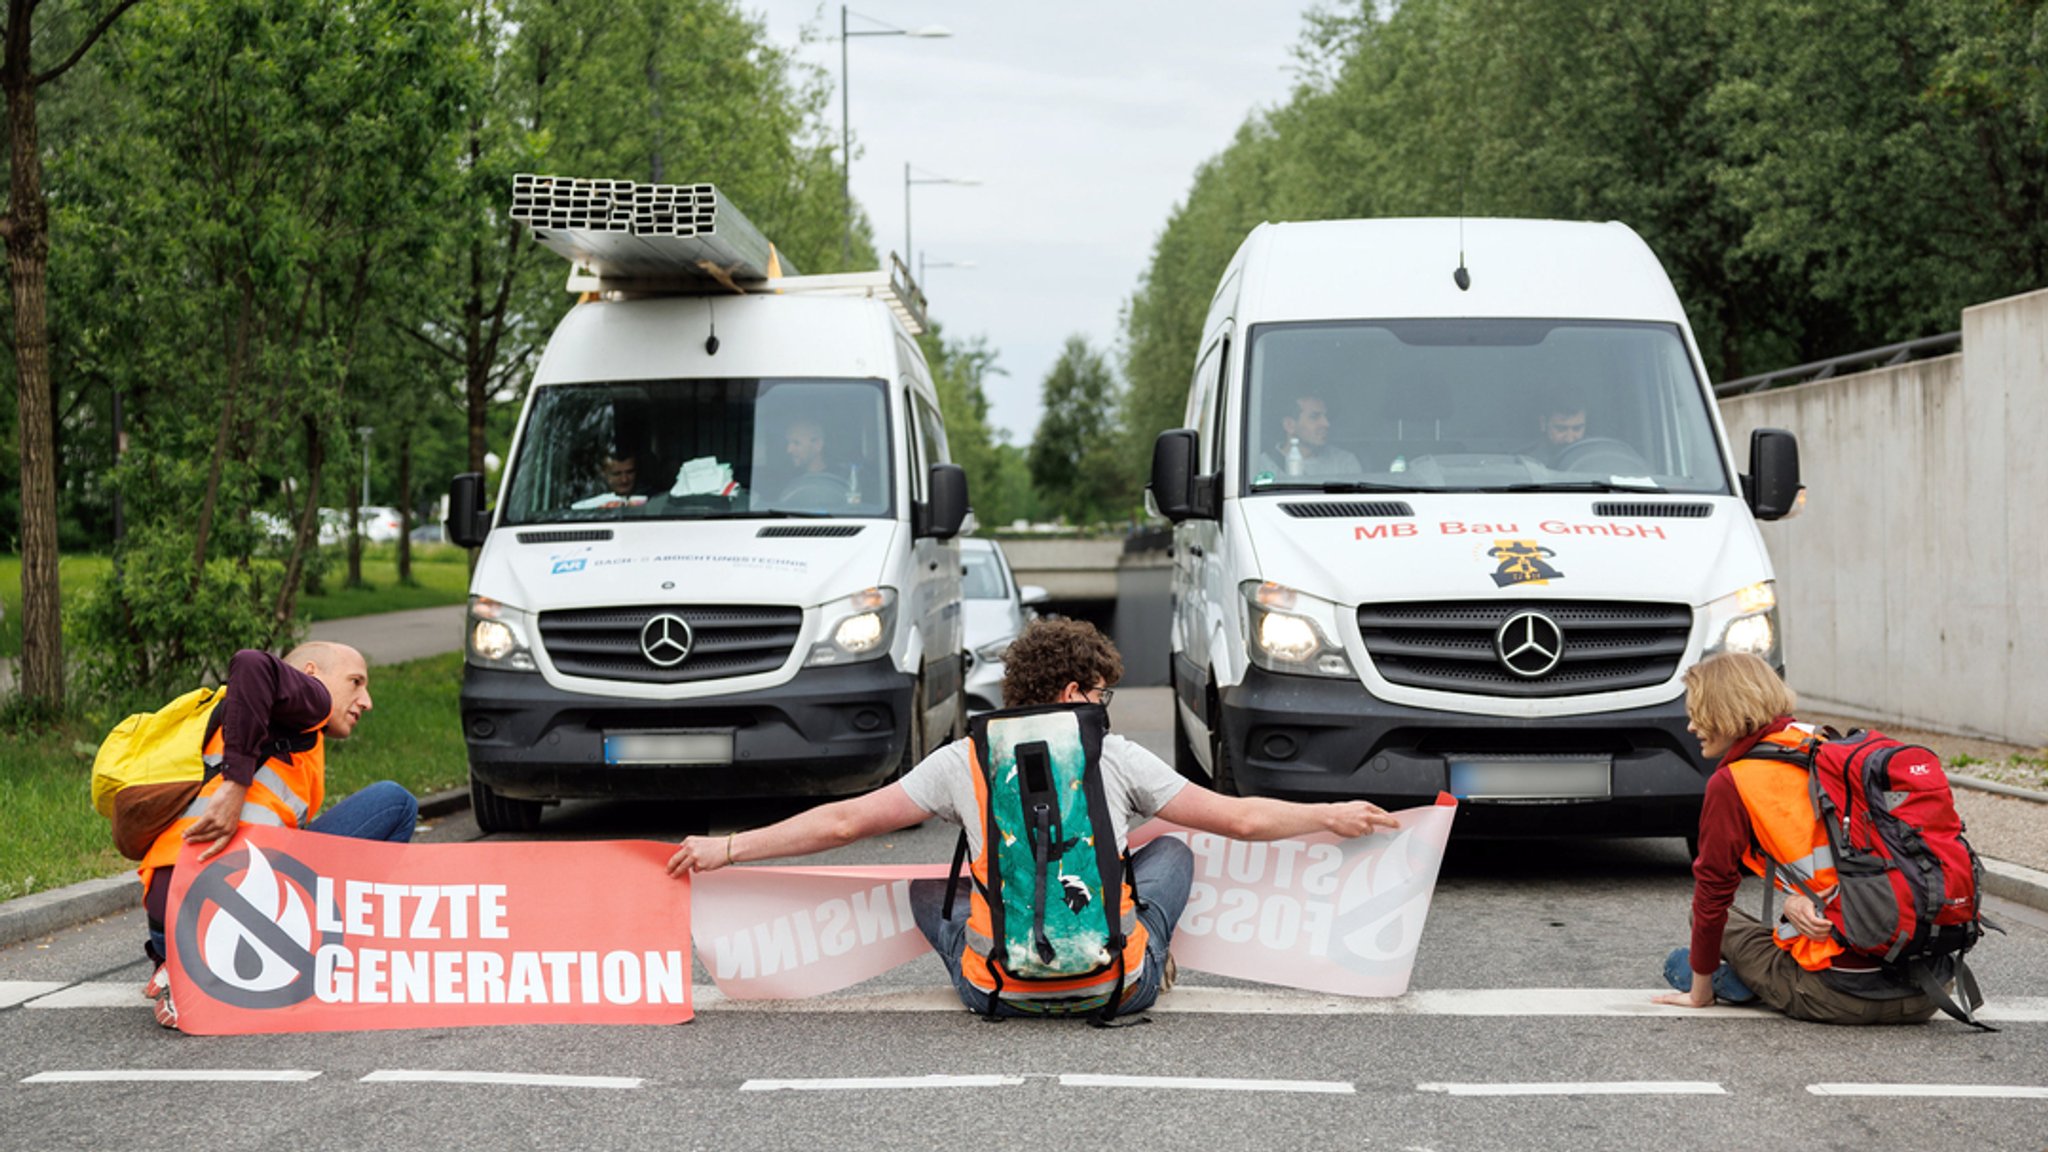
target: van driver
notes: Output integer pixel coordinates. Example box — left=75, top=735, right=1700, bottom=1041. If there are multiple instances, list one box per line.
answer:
left=776, top=417, right=850, bottom=506
left=1255, top=394, right=1360, bottom=479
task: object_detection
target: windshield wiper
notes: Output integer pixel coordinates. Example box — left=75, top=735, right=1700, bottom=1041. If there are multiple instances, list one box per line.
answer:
left=1255, top=480, right=1420, bottom=494
left=1473, top=480, right=1668, bottom=494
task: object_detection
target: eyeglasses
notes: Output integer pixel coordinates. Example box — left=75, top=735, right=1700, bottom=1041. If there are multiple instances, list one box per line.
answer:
left=1090, top=687, right=1115, bottom=705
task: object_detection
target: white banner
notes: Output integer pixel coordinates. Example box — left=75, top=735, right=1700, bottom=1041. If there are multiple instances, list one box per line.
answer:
left=692, top=799, right=1457, bottom=1000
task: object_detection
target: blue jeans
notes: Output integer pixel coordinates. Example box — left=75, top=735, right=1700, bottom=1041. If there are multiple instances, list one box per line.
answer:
left=1663, top=945, right=1758, bottom=1004
left=911, top=835, right=1194, bottom=1018
left=146, top=781, right=418, bottom=964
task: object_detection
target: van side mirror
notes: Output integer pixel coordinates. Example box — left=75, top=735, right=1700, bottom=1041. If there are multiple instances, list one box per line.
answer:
left=1018, top=584, right=1050, bottom=608
left=1150, top=429, right=1218, bottom=522
left=918, top=463, right=969, bottom=539
left=447, top=472, right=491, bottom=548
left=1745, top=428, right=1800, bottom=521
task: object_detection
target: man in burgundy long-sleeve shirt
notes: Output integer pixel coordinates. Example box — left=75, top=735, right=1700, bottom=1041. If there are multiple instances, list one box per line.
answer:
left=140, top=644, right=416, bottom=1021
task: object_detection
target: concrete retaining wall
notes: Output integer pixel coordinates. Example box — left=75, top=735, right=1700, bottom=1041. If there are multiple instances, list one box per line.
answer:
left=1720, top=286, right=2048, bottom=746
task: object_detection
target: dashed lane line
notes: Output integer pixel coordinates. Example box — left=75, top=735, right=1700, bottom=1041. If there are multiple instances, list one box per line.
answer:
left=741, top=1075, right=1026, bottom=1092
left=1419, top=1081, right=1727, bottom=1097
left=360, top=1070, right=641, bottom=1090
left=22, top=1070, right=321, bottom=1084
left=15, top=982, right=2048, bottom=1022
left=0, top=981, right=65, bottom=1009
left=1061, top=1074, right=1354, bottom=1094
left=1806, top=1083, right=2048, bottom=1099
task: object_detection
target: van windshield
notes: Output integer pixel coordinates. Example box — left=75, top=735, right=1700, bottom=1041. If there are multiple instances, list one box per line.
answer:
left=501, top=378, right=894, bottom=525
left=1241, top=320, right=1729, bottom=495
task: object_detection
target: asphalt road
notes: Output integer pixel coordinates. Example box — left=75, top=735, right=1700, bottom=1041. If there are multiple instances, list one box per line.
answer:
left=5, top=688, right=2046, bottom=1151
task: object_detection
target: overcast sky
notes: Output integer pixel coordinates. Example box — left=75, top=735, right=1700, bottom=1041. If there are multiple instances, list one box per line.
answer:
left=740, top=2, right=1319, bottom=442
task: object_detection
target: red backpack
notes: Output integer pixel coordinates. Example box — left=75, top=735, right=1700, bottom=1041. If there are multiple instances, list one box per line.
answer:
left=1754, top=729, right=1995, bottom=1029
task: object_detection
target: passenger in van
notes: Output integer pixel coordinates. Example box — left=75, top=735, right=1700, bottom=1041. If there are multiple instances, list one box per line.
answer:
left=1653, top=653, right=1943, bottom=1023
left=665, top=618, right=1401, bottom=1017
left=1254, top=393, right=1360, bottom=479
left=775, top=416, right=851, bottom=507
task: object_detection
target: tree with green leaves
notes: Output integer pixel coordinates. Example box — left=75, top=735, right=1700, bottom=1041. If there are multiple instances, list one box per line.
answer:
left=1030, top=335, right=1130, bottom=525
left=2, top=0, right=143, bottom=710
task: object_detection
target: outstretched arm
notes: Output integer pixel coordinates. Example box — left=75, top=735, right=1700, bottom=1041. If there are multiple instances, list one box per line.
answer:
left=1156, top=783, right=1399, bottom=842
left=666, top=783, right=932, bottom=876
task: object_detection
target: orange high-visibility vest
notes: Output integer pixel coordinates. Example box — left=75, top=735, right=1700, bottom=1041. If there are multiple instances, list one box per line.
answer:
left=959, top=742, right=1148, bottom=1009
left=1726, top=728, right=1845, bottom=971
left=136, top=720, right=324, bottom=893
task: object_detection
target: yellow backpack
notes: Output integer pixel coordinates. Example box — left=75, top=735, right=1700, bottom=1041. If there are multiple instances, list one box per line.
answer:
left=89, top=687, right=226, bottom=818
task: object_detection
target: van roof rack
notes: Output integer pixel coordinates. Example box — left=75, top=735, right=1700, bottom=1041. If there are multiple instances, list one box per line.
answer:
left=511, top=173, right=928, bottom=335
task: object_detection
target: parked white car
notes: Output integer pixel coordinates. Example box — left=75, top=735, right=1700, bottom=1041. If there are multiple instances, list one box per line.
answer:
left=960, top=537, right=1047, bottom=712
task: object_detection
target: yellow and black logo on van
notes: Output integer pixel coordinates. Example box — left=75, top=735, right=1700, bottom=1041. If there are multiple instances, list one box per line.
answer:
left=1488, top=540, right=1563, bottom=587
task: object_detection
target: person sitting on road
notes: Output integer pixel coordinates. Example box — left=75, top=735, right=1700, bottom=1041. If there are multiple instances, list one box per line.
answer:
left=666, top=618, right=1400, bottom=1018
left=774, top=417, right=850, bottom=507
left=1652, top=653, right=1942, bottom=1023
left=132, top=643, right=418, bottom=1029
left=1255, top=393, right=1361, bottom=480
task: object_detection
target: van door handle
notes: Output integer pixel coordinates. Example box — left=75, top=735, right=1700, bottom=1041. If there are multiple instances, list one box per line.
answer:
left=929, top=560, right=939, bottom=571
left=1189, top=545, right=1204, bottom=558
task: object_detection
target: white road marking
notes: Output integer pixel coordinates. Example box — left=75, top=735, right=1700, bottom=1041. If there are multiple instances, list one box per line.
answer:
left=22, top=1070, right=321, bottom=1084
left=741, top=1074, right=1025, bottom=1092
left=0, top=981, right=66, bottom=1009
left=361, top=1070, right=641, bottom=1090
left=1061, top=1073, right=1354, bottom=1094
left=1419, top=1081, right=1727, bottom=1097
left=26, top=981, right=2048, bottom=1023
left=22, top=984, right=147, bottom=1009
left=1807, top=1083, right=2048, bottom=1099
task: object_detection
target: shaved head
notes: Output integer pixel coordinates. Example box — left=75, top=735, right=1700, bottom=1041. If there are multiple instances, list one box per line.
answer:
left=284, top=641, right=372, bottom=738
left=284, top=640, right=361, bottom=673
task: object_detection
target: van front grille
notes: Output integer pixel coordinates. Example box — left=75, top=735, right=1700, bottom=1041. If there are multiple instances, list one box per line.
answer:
left=538, top=605, right=802, bottom=684
left=1357, top=599, right=1692, bottom=698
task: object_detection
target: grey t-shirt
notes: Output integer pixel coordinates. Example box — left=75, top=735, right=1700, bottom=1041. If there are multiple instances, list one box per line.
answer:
left=1254, top=444, right=1362, bottom=480
left=898, top=733, right=1189, bottom=859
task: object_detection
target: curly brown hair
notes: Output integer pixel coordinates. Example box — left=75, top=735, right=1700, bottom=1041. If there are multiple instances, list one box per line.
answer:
left=1000, top=617, right=1123, bottom=708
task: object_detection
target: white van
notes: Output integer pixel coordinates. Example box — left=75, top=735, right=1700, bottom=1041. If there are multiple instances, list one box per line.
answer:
left=446, top=176, right=969, bottom=831
left=1150, top=218, right=1801, bottom=838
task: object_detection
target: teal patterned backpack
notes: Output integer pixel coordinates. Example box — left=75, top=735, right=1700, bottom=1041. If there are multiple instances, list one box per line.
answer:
left=944, top=703, right=1145, bottom=1021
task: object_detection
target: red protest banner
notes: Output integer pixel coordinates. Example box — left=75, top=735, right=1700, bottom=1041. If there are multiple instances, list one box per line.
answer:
left=164, top=825, right=691, bottom=1034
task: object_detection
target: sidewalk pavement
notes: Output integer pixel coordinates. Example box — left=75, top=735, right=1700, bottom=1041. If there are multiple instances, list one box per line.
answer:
left=308, top=603, right=465, bottom=667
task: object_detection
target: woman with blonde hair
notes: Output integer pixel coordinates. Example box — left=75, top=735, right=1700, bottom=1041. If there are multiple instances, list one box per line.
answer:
left=1653, top=652, right=1942, bottom=1023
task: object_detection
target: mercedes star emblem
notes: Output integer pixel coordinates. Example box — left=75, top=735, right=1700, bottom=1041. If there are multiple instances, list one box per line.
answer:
left=1495, top=610, right=1564, bottom=678
left=639, top=613, right=694, bottom=668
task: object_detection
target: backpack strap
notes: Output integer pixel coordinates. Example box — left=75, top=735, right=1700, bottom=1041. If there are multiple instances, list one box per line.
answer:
left=943, top=828, right=968, bottom=922
left=1912, top=956, right=1997, bottom=1033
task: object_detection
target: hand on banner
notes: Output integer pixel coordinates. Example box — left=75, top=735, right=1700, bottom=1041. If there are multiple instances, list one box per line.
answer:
left=1324, top=801, right=1402, bottom=838
left=184, top=780, right=250, bottom=862
left=667, top=834, right=735, bottom=877
left=1781, top=892, right=1832, bottom=941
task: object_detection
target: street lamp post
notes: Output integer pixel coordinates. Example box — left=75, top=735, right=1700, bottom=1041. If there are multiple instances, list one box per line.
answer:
left=904, top=163, right=979, bottom=272
left=840, top=7, right=951, bottom=264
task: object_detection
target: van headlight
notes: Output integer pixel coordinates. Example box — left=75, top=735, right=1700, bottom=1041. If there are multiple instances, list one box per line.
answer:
left=1241, top=581, right=1354, bottom=678
left=466, top=596, right=537, bottom=672
left=806, top=587, right=898, bottom=666
left=1701, top=580, right=1780, bottom=664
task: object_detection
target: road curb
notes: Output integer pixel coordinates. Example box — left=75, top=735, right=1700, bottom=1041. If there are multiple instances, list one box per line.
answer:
left=1951, top=773, right=2048, bottom=805
left=1982, top=858, right=2048, bottom=914
left=0, top=785, right=473, bottom=950
left=0, top=876, right=134, bottom=950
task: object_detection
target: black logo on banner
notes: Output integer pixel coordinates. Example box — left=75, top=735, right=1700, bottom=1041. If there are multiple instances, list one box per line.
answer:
left=173, top=843, right=341, bottom=1011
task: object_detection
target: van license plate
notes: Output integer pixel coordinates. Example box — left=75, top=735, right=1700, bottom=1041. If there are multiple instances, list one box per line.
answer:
left=1447, top=757, right=1611, bottom=802
left=604, top=732, right=734, bottom=766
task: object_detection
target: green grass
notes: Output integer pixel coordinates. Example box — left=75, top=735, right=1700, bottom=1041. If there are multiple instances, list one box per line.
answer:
left=0, top=544, right=471, bottom=659
left=0, top=553, right=113, bottom=661
left=0, top=651, right=469, bottom=902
